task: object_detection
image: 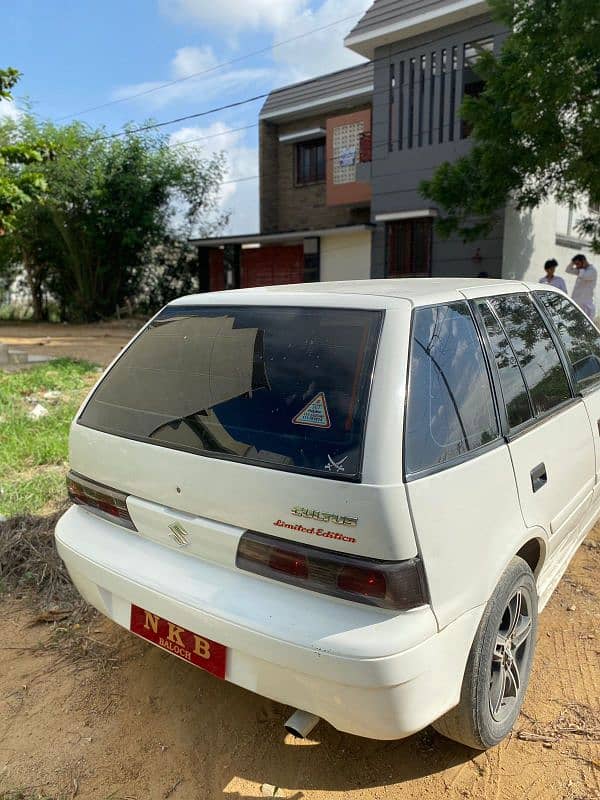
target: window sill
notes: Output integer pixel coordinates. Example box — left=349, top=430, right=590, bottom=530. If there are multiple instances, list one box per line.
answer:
left=555, top=233, right=592, bottom=249
left=294, top=180, right=326, bottom=188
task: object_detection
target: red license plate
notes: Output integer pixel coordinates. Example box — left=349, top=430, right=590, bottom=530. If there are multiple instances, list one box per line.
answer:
left=130, top=604, right=226, bottom=679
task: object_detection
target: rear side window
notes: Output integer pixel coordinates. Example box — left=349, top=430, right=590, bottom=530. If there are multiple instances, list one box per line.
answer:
left=476, top=300, right=533, bottom=429
left=536, top=291, right=600, bottom=390
left=405, top=302, right=499, bottom=475
left=490, top=294, right=571, bottom=415
left=78, top=305, right=383, bottom=481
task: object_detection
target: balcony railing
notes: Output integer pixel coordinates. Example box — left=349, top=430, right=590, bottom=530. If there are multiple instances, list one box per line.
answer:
left=359, top=131, right=372, bottom=163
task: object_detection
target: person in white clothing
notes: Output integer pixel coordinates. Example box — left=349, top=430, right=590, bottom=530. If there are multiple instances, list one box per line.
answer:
left=566, top=254, right=597, bottom=319
left=539, top=259, right=567, bottom=292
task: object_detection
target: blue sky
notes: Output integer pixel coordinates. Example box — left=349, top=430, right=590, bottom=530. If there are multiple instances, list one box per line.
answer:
left=2, top=0, right=372, bottom=233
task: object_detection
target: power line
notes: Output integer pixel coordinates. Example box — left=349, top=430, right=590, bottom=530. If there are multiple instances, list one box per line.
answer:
left=169, top=123, right=258, bottom=148
left=95, top=94, right=270, bottom=140
left=54, top=12, right=366, bottom=122
left=88, top=17, right=500, bottom=144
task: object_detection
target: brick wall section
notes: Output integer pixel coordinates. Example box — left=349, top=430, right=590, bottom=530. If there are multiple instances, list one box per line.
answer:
left=260, top=105, right=372, bottom=234
left=259, top=121, right=280, bottom=234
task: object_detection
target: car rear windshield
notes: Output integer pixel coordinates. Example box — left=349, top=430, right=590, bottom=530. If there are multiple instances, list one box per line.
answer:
left=78, top=305, right=383, bottom=481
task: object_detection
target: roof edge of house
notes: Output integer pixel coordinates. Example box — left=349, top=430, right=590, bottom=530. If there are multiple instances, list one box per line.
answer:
left=191, top=224, right=375, bottom=247
left=344, top=0, right=490, bottom=58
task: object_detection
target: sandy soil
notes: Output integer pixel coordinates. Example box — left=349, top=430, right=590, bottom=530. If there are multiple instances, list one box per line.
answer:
left=0, top=531, right=598, bottom=800
left=0, top=320, right=144, bottom=367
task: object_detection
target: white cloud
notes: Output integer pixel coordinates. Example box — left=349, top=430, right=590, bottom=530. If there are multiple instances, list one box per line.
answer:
left=270, top=0, right=372, bottom=82
left=172, top=45, right=218, bottom=77
left=160, top=0, right=307, bottom=31
left=112, top=45, right=270, bottom=110
left=170, top=123, right=259, bottom=235
left=159, top=0, right=372, bottom=82
left=0, top=97, right=21, bottom=122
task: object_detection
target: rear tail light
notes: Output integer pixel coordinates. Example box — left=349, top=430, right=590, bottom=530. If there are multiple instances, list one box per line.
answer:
left=67, top=471, right=137, bottom=531
left=236, top=530, right=428, bottom=611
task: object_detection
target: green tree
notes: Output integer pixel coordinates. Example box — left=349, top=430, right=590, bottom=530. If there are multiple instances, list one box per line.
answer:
left=421, top=0, right=600, bottom=250
left=0, top=116, right=227, bottom=320
left=0, top=68, right=50, bottom=234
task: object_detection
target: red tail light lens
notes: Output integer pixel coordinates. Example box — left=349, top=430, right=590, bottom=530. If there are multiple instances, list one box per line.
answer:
left=236, top=531, right=428, bottom=611
left=67, top=471, right=137, bottom=531
left=337, top=565, right=386, bottom=598
left=268, top=548, right=309, bottom=578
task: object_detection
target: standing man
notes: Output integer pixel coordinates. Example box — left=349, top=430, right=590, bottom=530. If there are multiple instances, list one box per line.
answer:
left=539, top=259, right=567, bottom=292
left=566, top=254, right=597, bottom=319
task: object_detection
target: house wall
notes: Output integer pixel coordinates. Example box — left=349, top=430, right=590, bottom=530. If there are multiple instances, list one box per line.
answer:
left=259, top=107, right=371, bottom=234
left=320, top=230, right=372, bottom=282
left=502, top=200, right=598, bottom=306
left=369, top=13, right=508, bottom=278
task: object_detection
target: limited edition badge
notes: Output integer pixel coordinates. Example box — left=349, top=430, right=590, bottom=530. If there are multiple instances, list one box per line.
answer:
left=292, top=392, right=331, bottom=429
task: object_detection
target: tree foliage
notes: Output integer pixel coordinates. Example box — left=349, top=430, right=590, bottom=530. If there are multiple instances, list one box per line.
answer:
left=0, top=115, right=227, bottom=320
left=0, top=68, right=51, bottom=234
left=421, top=0, right=600, bottom=249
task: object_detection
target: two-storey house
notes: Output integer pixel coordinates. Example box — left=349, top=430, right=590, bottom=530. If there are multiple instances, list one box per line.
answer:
left=194, top=0, right=595, bottom=293
left=193, top=63, right=376, bottom=290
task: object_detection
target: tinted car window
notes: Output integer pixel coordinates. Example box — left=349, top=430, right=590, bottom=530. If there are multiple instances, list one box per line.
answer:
left=490, top=294, right=571, bottom=415
left=405, top=302, right=499, bottom=474
left=476, top=300, right=533, bottom=429
left=78, top=306, right=383, bottom=480
left=536, top=291, right=600, bottom=390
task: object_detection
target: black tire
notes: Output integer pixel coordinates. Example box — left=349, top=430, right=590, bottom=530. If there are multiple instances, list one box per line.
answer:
left=432, top=556, right=538, bottom=750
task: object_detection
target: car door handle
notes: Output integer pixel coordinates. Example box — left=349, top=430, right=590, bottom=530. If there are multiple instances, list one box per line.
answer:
left=530, top=462, right=548, bottom=493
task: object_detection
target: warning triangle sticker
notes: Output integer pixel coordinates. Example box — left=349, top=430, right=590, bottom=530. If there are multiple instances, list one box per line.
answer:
left=292, top=392, right=331, bottom=429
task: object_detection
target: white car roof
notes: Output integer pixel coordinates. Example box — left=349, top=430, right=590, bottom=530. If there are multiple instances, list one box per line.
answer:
left=173, top=278, right=548, bottom=309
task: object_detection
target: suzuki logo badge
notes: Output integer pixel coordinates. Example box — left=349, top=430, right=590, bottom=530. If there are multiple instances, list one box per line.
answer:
left=168, top=521, right=190, bottom=547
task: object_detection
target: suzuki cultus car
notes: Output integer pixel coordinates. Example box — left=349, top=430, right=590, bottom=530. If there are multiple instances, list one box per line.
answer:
left=55, top=279, right=600, bottom=749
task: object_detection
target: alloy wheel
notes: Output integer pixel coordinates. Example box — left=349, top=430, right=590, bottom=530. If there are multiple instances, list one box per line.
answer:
left=489, top=587, right=534, bottom=723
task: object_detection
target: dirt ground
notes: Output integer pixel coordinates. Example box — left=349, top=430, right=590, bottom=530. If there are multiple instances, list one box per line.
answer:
left=0, top=530, right=598, bottom=800
left=0, top=320, right=144, bottom=367
left=1, top=323, right=599, bottom=799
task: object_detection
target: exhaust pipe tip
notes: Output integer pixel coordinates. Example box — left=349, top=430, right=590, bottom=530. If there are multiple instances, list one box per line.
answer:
left=284, top=709, right=320, bottom=739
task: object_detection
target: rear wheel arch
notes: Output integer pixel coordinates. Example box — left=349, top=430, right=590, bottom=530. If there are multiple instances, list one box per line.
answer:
left=515, top=536, right=546, bottom=578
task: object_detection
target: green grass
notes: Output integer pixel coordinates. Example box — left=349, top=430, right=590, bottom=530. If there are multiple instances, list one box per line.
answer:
left=0, top=359, right=99, bottom=517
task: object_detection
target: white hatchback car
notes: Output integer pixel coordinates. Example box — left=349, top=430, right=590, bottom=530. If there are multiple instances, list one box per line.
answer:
left=55, top=278, right=600, bottom=749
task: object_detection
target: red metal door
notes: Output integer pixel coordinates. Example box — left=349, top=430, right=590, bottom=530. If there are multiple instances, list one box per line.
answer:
left=241, top=245, right=304, bottom=288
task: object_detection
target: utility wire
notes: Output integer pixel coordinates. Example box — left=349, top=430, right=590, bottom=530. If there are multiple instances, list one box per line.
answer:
left=54, top=12, right=367, bottom=121
left=86, top=17, right=499, bottom=143
left=169, top=122, right=258, bottom=148
left=94, top=94, right=270, bottom=140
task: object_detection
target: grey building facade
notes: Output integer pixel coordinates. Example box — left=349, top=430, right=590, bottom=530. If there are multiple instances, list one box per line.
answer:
left=345, top=1, right=509, bottom=279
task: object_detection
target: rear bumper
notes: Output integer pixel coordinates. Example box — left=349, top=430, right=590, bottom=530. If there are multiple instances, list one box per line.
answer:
left=55, top=506, right=482, bottom=740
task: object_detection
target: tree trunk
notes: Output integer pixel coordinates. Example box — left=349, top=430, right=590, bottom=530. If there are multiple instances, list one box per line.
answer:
left=23, top=252, right=47, bottom=321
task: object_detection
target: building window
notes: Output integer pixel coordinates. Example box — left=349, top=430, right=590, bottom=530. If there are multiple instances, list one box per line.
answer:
left=408, top=58, right=416, bottom=149
left=398, top=61, right=405, bottom=149
left=429, top=52, right=436, bottom=146
left=449, top=46, right=458, bottom=142
left=418, top=55, right=426, bottom=147
left=388, top=63, right=395, bottom=152
left=296, top=139, right=325, bottom=185
left=461, top=37, right=494, bottom=139
left=439, top=49, right=447, bottom=144
left=386, top=219, right=433, bottom=278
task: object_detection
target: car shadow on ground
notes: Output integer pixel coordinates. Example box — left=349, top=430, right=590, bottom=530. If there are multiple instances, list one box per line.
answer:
left=125, top=640, right=475, bottom=798
left=218, top=727, right=473, bottom=798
